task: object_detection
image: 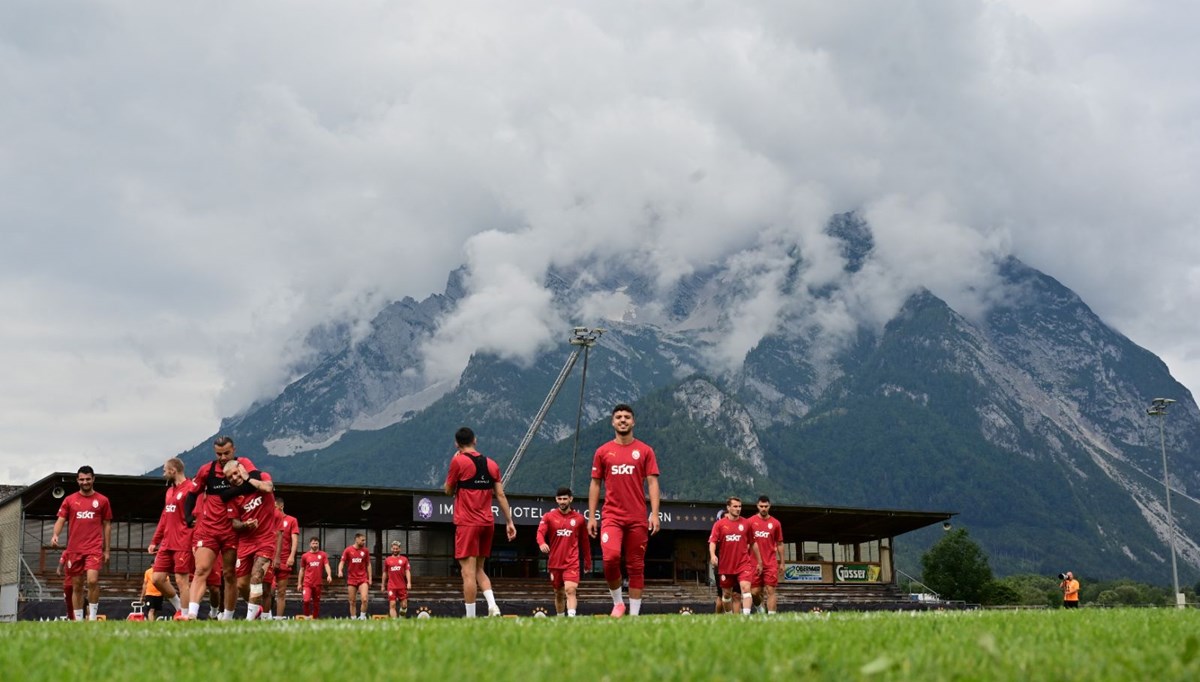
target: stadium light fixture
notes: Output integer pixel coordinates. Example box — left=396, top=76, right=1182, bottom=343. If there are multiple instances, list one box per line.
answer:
left=1146, top=398, right=1184, bottom=608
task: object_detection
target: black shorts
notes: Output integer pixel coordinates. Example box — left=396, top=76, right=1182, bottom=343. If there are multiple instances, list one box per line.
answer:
left=145, top=595, right=164, bottom=610
left=1063, top=600, right=1079, bottom=609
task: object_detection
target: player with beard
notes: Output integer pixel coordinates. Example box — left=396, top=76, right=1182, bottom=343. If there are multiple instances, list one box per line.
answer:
left=51, top=466, right=112, bottom=621
left=147, top=458, right=195, bottom=617
left=339, top=533, right=372, bottom=619
left=298, top=537, right=332, bottom=618
left=183, top=435, right=258, bottom=620
left=708, top=496, right=763, bottom=615
left=382, top=540, right=412, bottom=619
left=225, top=461, right=280, bottom=620
left=588, top=404, right=661, bottom=618
left=748, top=495, right=784, bottom=615
left=536, top=487, right=592, bottom=616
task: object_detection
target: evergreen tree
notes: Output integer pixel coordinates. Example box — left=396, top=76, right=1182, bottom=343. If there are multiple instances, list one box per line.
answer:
left=921, top=528, right=994, bottom=603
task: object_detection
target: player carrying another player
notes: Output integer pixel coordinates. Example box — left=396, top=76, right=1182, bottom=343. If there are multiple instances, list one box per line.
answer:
left=537, top=486, right=592, bottom=616
left=298, top=537, right=332, bottom=618
left=226, top=460, right=280, bottom=620
left=51, top=465, right=112, bottom=621
left=338, top=532, right=372, bottom=619
left=708, top=496, right=763, bottom=615
left=588, top=404, right=660, bottom=618
left=444, top=426, right=517, bottom=617
left=748, top=495, right=784, bottom=615
left=147, top=457, right=194, bottom=618
left=382, top=540, right=412, bottom=618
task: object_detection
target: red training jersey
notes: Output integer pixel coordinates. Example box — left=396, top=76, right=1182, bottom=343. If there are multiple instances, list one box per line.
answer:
left=151, top=479, right=197, bottom=551
left=445, top=451, right=501, bottom=526
left=341, top=545, right=370, bottom=583
left=591, top=438, right=659, bottom=526
left=748, top=514, right=783, bottom=567
left=300, top=551, right=329, bottom=587
left=275, top=511, right=300, bottom=568
left=384, top=555, right=410, bottom=590
left=230, top=472, right=278, bottom=546
left=709, top=516, right=754, bottom=574
left=57, top=491, right=113, bottom=554
left=191, top=456, right=257, bottom=534
left=536, top=508, right=591, bottom=571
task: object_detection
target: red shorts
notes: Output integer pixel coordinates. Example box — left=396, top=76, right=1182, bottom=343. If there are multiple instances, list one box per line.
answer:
left=455, top=525, right=495, bottom=559
left=153, top=548, right=195, bottom=575
left=599, top=520, right=649, bottom=589
left=752, top=563, right=779, bottom=587
left=302, top=585, right=323, bottom=601
left=387, top=587, right=408, bottom=601
left=193, top=527, right=238, bottom=555
left=718, top=566, right=755, bottom=590
left=262, top=566, right=275, bottom=586
left=549, top=567, right=581, bottom=589
left=274, top=564, right=293, bottom=584
left=63, top=552, right=102, bottom=577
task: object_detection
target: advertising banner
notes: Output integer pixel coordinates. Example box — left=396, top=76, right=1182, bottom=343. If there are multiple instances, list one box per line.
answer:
left=412, top=495, right=726, bottom=530
left=834, top=563, right=881, bottom=583
left=781, top=562, right=824, bottom=583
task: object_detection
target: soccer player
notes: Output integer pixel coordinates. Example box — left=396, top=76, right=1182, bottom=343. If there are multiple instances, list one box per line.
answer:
left=748, top=495, right=785, bottom=615
left=708, top=496, right=763, bottom=615
left=444, top=426, right=516, bottom=617
left=147, top=457, right=195, bottom=617
left=382, top=540, right=412, bottom=619
left=587, top=404, right=660, bottom=618
left=226, top=461, right=280, bottom=620
left=298, top=537, right=332, bottom=618
left=56, top=554, right=74, bottom=620
left=536, top=487, right=592, bottom=617
left=184, top=435, right=258, bottom=620
left=338, top=533, right=372, bottom=619
left=272, top=497, right=300, bottom=619
left=205, top=558, right=223, bottom=619
left=50, top=465, right=113, bottom=621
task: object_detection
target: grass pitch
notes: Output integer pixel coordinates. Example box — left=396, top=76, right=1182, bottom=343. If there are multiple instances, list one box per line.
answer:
left=5, top=608, right=1199, bottom=681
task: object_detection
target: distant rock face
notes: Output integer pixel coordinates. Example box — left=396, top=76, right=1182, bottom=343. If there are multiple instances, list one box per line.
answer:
left=176, top=213, right=1200, bottom=583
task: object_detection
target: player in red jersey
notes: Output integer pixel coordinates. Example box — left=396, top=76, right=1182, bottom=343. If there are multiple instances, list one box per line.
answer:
left=184, top=435, right=258, bottom=619
left=56, top=554, right=74, bottom=620
left=537, top=487, right=592, bottom=617
left=147, top=457, right=195, bottom=617
left=708, top=496, right=763, bottom=615
left=382, top=540, right=412, bottom=618
left=271, top=497, right=300, bottom=619
left=298, top=537, right=332, bottom=618
left=226, top=461, right=280, bottom=620
left=748, top=495, right=785, bottom=615
left=338, top=533, right=372, bottom=619
left=444, top=426, right=516, bottom=617
left=587, top=404, right=660, bottom=618
left=51, top=466, right=113, bottom=620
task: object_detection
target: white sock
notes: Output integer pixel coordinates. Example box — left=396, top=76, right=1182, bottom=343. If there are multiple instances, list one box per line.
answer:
left=169, top=595, right=182, bottom=611
left=465, top=603, right=476, bottom=617
left=483, top=589, right=498, bottom=610
left=768, top=611, right=777, bottom=615
left=630, top=598, right=642, bottom=616
left=187, top=602, right=200, bottom=619
left=73, top=609, right=84, bottom=621
left=567, top=609, right=576, bottom=617
left=743, top=607, right=751, bottom=615
left=222, top=609, right=234, bottom=621
left=264, top=611, right=273, bottom=620
left=247, top=603, right=262, bottom=620
left=610, top=587, right=623, bottom=606
left=88, top=603, right=99, bottom=620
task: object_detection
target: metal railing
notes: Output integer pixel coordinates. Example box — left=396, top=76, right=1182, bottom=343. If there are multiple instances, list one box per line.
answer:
left=895, top=568, right=940, bottom=602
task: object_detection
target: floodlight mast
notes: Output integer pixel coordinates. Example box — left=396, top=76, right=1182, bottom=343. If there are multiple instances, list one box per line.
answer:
left=502, top=327, right=604, bottom=485
left=1146, top=397, right=1183, bottom=608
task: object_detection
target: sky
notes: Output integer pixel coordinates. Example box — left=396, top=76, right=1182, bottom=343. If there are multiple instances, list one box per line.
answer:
left=2, top=0, right=1198, bottom=485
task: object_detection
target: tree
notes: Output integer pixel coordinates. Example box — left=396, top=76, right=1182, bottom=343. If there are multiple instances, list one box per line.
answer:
left=920, top=528, right=994, bottom=603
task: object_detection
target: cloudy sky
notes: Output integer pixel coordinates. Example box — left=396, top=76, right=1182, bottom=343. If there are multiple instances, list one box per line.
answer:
left=2, top=0, right=1197, bottom=484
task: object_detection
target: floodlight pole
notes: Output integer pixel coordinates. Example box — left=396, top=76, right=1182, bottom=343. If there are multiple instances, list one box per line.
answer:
left=1147, top=398, right=1183, bottom=608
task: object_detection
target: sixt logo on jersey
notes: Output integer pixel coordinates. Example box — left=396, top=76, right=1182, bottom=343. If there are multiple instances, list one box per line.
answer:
left=753, top=530, right=771, bottom=539
left=610, top=464, right=635, bottom=475
left=723, top=534, right=742, bottom=542
left=242, top=497, right=263, bottom=513
left=75, top=511, right=97, bottom=520
left=555, top=529, right=574, bottom=537
left=164, top=504, right=177, bottom=513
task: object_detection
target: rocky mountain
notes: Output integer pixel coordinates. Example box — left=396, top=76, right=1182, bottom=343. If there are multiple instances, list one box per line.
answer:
left=173, top=213, right=1200, bottom=584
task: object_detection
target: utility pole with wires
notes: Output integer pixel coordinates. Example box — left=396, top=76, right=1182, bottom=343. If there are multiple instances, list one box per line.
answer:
left=501, top=327, right=604, bottom=490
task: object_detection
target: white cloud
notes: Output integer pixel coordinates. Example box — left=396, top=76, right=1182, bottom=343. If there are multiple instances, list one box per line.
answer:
left=2, top=0, right=1199, bottom=482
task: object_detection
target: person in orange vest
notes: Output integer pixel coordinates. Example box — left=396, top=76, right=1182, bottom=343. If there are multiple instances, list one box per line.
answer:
left=1060, top=571, right=1080, bottom=609
left=141, top=566, right=164, bottom=620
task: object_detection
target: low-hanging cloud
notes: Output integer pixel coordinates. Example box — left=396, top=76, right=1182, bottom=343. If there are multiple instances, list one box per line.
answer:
left=2, top=0, right=1199, bottom=482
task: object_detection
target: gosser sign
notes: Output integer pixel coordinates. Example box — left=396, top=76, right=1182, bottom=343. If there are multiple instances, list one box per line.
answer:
left=834, top=563, right=881, bottom=583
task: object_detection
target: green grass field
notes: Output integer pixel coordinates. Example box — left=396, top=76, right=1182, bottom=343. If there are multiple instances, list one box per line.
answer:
left=5, top=608, right=1199, bottom=681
